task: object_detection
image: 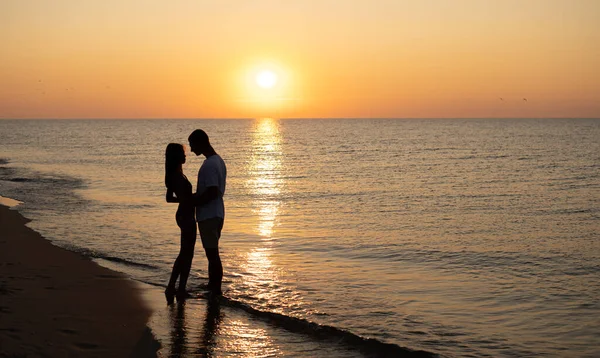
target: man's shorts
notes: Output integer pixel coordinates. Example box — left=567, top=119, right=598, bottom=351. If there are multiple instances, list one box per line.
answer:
left=198, top=217, right=224, bottom=249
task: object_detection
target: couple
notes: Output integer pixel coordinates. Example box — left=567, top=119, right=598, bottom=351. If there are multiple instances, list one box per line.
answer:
left=164, top=129, right=227, bottom=302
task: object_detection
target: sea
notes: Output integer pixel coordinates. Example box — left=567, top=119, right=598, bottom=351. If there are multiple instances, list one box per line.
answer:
left=0, top=118, right=599, bottom=357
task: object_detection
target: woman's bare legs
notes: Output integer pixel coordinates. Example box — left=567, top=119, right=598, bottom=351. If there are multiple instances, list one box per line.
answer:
left=177, top=226, right=196, bottom=294
left=166, top=222, right=197, bottom=302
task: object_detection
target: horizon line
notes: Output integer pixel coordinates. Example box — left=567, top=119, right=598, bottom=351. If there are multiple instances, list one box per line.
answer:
left=1, top=117, right=599, bottom=121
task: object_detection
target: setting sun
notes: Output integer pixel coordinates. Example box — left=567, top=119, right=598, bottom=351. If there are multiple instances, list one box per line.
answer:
left=234, top=60, right=297, bottom=117
left=256, top=70, right=278, bottom=89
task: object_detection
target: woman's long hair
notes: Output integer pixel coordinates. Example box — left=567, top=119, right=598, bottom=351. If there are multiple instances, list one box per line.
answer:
left=165, top=143, right=184, bottom=189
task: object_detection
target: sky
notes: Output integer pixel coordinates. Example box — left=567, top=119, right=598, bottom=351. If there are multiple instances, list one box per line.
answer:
left=1, top=0, right=599, bottom=119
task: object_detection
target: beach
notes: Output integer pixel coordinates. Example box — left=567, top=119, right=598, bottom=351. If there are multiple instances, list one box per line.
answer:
left=0, top=203, right=159, bottom=357
left=0, top=202, right=431, bottom=358
left=0, top=201, right=433, bottom=358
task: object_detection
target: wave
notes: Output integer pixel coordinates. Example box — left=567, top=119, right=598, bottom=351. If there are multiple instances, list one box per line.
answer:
left=0, top=160, right=88, bottom=212
left=139, top=280, right=436, bottom=357
left=1, top=175, right=84, bottom=187
left=0, top=157, right=83, bottom=185
left=6, top=177, right=34, bottom=182
left=90, top=254, right=159, bottom=270
left=63, top=246, right=159, bottom=270
left=217, top=296, right=437, bottom=358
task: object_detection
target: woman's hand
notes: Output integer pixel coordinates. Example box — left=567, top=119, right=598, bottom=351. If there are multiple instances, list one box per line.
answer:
left=166, top=189, right=179, bottom=203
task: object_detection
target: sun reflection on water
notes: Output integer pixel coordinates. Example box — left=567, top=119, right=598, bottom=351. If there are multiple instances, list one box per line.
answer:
left=221, top=318, right=280, bottom=357
left=158, top=299, right=281, bottom=357
left=248, top=117, right=283, bottom=239
left=241, top=118, right=287, bottom=310
left=245, top=248, right=279, bottom=293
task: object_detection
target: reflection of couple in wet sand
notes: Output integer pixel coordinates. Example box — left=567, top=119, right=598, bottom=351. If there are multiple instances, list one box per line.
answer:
left=168, top=298, right=222, bottom=356
left=164, top=129, right=227, bottom=303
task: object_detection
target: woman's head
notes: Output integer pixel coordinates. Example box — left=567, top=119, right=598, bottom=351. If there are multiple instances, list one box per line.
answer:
left=165, top=143, right=185, bottom=187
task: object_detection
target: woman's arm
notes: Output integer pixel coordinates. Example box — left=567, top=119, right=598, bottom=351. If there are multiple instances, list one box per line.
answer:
left=166, top=188, right=179, bottom=203
left=171, top=176, right=193, bottom=204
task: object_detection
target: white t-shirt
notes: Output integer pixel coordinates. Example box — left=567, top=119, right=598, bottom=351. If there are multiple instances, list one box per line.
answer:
left=195, top=154, right=227, bottom=221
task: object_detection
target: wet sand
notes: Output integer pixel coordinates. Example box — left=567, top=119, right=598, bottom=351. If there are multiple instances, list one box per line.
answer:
left=138, top=284, right=371, bottom=358
left=0, top=202, right=361, bottom=358
left=0, top=204, right=159, bottom=357
left=0, top=200, right=434, bottom=357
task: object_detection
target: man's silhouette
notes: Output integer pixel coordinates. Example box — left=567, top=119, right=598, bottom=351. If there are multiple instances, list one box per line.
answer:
left=189, top=129, right=227, bottom=297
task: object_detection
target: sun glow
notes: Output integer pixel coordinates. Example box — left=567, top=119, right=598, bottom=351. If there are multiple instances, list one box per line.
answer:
left=234, top=59, right=300, bottom=117
left=256, top=70, right=277, bottom=89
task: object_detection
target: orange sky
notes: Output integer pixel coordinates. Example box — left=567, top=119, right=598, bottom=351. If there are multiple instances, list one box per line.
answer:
left=1, top=0, right=599, bottom=119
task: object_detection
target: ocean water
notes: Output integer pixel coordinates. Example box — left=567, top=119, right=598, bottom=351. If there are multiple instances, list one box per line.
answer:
left=1, top=118, right=599, bottom=357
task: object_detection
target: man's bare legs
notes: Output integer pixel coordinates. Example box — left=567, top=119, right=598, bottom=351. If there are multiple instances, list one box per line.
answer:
left=204, top=247, right=222, bottom=295
left=198, top=218, right=224, bottom=296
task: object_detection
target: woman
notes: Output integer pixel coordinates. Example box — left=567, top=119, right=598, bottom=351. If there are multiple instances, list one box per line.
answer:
left=164, top=143, right=196, bottom=302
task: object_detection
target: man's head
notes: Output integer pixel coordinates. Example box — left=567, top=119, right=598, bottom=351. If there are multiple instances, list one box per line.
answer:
left=188, top=129, right=210, bottom=156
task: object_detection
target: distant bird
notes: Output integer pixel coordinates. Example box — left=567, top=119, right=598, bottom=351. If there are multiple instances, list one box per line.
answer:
left=499, top=97, right=504, bottom=101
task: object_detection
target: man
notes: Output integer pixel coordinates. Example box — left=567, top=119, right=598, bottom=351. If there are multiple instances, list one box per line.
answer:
left=188, top=129, right=227, bottom=297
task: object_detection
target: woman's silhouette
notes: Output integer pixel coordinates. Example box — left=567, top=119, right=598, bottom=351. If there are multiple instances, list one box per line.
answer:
left=164, top=143, right=196, bottom=302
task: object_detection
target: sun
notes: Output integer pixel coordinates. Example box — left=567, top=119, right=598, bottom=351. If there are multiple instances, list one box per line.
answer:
left=255, top=70, right=278, bottom=89
left=238, top=61, right=293, bottom=114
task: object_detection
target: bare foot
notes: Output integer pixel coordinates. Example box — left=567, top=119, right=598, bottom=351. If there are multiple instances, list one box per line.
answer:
left=176, top=290, right=192, bottom=301
left=164, top=287, right=176, bottom=305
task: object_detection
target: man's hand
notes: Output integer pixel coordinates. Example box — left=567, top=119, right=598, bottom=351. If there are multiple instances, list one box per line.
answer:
left=193, top=186, right=220, bottom=206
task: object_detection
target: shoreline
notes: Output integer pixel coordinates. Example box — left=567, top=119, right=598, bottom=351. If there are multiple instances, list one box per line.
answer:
left=0, top=203, right=160, bottom=357
left=0, top=203, right=435, bottom=357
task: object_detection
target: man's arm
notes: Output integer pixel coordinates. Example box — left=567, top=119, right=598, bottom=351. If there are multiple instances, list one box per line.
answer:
left=192, top=186, right=220, bottom=206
